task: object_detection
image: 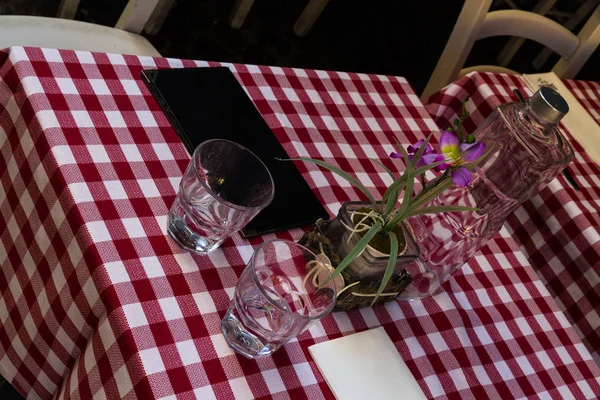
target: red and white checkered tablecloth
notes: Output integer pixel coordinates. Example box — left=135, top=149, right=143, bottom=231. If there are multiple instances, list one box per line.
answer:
left=0, top=47, right=599, bottom=400
left=426, top=71, right=600, bottom=368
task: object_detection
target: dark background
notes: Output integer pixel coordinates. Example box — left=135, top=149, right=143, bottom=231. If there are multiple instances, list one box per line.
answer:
left=1, top=0, right=599, bottom=95
left=0, top=0, right=598, bottom=398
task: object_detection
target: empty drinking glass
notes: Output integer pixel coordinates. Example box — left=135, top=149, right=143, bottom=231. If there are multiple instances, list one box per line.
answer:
left=221, top=239, right=337, bottom=358
left=168, top=139, right=274, bottom=254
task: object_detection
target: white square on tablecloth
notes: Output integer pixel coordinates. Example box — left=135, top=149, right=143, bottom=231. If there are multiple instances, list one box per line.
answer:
left=193, top=386, right=217, bottom=400
left=155, top=215, right=168, bottom=235
left=193, top=292, right=217, bottom=314
left=104, top=180, right=128, bottom=200
left=20, top=190, right=34, bottom=218
left=56, top=326, right=76, bottom=354
left=282, top=88, right=300, bottom=102
left=158, top=297, right=183, bottom=321
left=136, top=111, right=158, bottom=127
left=175, top=340, right=201, bottom=366
left=56, top=78, right=79, bottom=95
left=105, top=261, right=131, bottom=284
left=22, top=76, right=44, bottom=95
left=174, top=252, right=198, bottom=273
left=138, top=179, right=160, bottom=198
left=535, top=351, right=554, bottom=370
left=210, top=334, right=234, bottom=358
left=228, top=377, right=253, bottom=400
left=308, top=170, right=328, bottom=188
left=473, top=325, right=494, bottom=345
left=0, top=242, right=6, bottom=265
left=89, top=79, right=111, bottom=95
left=262, top=369, right=286, bottom=394
left=293, top=362, right=317, bottom=387
left=122, top=218, right=146, bottom=239
left=139, top=348, right=166, bottom=375
left=152, top=143, right=174, bottom=161
left=86, top=221, right=112, bottom=243
left=72, top=110, right=94, bottom=128
left=365, top=117, right=382, bottom=132
left=105, top=111, right=127, bottom=128
left=428, top=332, right=450, bottom=353
left=299, top=114, right=316, bottom=129
left=121, top=79, right=142, bottom=96
left=338, top=144, right=356, bottom=159
left=122, top=303, right=149, bottom=328
left=448, top=369, right=470, bottom=391
left=141, top=256, right=165, bottom=278
left=113, top=364, right=134, bottom=399
left=37, top=110, right=61, bottom=129
left=495, top=321, right=513, bottom=341
left=7, top=215, right=19, bottom=242
left=259, top=86, right=276, bottom=101
left=120, top=144, right=143, bottom=162
left=494, top=360, right=515, bottom=381
left=107, top=53, right=127, bottom=65
left=68, top=182, right=94, bottom=204
left=52, top=145, right=76, bottom=166
left=355, top=173, right=374, bottom=188
left=87, top=145, right=111, bottom=163
left=207, top=250, right=230, bottom=269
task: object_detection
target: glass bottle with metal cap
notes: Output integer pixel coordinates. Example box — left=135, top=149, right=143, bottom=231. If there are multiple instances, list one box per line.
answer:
left=400, top=87, right=574, bottom=300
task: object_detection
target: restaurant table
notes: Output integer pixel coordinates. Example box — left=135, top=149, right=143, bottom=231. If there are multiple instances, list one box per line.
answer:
left=425, top=71, right=600, bottom=368
left=0, top=47, right=599, bottom=400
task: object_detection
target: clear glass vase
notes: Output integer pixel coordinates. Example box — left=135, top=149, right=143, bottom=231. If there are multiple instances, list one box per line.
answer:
left=398, top=88, right=574, bottom=300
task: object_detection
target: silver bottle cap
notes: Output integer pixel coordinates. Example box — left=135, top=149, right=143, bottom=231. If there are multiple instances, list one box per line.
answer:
left=527, top=87, right=569, bottom=124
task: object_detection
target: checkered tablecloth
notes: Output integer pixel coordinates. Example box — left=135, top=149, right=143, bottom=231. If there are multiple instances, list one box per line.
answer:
left=0, top=47, right=598, bottom=400
left=426, top=71, right=600, bottom=368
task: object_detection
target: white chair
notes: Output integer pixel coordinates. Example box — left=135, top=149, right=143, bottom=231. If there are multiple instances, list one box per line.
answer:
left=421, top=0, right=600, bottom=100
left=0, top=0, right=162, bottom=57
left=495, top=0, right=600, bottom=69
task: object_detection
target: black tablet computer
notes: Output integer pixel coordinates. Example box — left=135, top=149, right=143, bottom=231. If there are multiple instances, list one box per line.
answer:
left=142, top=67, right=329, bottom=237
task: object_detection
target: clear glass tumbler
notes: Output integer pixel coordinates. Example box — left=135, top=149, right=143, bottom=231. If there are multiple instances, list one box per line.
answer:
left=168, top=139, right=274, bottom=254
left=221, top=239, right=337, bottom=358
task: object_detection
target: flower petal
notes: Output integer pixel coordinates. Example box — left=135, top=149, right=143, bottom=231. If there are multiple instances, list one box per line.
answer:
left=408, top=139, right=434, bottom=155
left=421, top=153, right=444, bottom=165
left=459, top=142, right=475, bottom=152
left=451, top=167, right=471, bottom=186
left=390, top=152, right=403, bottom=159
left=462, top=142, right=486, bottom=162
left=440, top=130, right=460, bottom=160
left=434, top=162, right=451, bottom=172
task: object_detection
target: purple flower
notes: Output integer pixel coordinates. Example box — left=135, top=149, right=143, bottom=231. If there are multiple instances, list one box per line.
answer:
left=390, top=139, right=446, bottom=169
left=440, top=130, right=486, bottom=186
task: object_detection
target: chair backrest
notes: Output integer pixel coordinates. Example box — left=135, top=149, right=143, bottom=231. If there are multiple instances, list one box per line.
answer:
left=0, top=16, right=161, bottom=56
left=422, top=0, right=600, bottom=99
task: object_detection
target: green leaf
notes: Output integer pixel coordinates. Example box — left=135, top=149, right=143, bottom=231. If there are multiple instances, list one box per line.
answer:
left=385, top=188, right=398, bottom=217
left=447, top=126, right=454, bottom=133
left=406, top=205, right=477, bottom=217
left=393, top=137, right=412, bottom=167
left=383, top=161, right=444, bottom=202
left=453, top=118, right=460, bottom=127
left=372, top=231, right=398, bottom=306
left=392, top=152, right=415, bottom=224
left=369, top=158, right=396, bottom=180
left=278, top=157, right=376, bottom=207
left=331, top=220, right=383, bottom=279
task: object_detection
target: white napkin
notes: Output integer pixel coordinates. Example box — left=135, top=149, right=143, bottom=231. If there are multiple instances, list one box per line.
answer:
left=522, top=72, right=600, bottom=165
left=308, top=327, right=427, bottom=400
